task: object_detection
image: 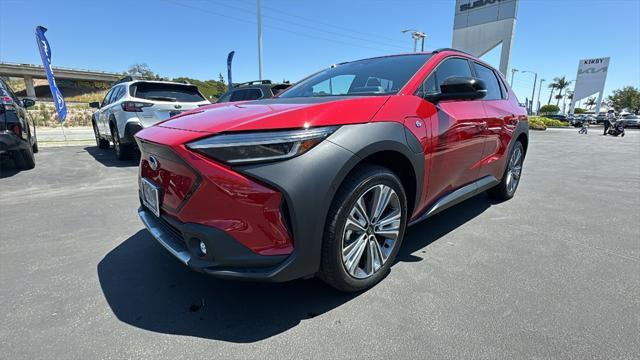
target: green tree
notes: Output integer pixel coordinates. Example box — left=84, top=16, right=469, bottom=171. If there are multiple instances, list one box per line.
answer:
left=585, top=96, right=596, bottom=109
left=549, top=76, right=571, bottom=106
left=540, top=104, right=560, bottom=114
left=547, top=83, right=557, bottom=104
left=574, top=107, right=586, bottom=114
left=127, top=63, right=162, bottom=80
left=606, top=86, right=640, bottom=114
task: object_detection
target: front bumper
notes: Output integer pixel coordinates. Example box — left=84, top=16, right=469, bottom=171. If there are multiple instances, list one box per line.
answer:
left=138, top=206, right=289, bottom=280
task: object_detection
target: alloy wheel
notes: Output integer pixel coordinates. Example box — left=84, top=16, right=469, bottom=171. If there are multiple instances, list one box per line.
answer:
left=341, top=184, right=402, bottom=279
left=506, top=146, right=523, bottom=194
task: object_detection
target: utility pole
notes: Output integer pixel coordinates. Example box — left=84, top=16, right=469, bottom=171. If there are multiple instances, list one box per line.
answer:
left=257, top=0, right=263, bottom=80
left=536, top=79, right=545, bottom=115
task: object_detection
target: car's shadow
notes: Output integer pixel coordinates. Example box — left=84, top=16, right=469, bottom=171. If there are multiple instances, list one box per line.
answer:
left=98, top=194, right=492, bottom=343
left=84, top=146, right=140, bottom=167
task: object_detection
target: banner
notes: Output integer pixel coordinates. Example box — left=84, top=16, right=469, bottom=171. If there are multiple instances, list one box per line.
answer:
left=227, top=51, right=235, bottom=88
left=35, top=26, right=66, bottom=123
left=570, top=57, right=610, bottom=114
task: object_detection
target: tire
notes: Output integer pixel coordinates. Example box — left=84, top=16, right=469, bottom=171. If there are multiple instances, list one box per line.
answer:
left=487, top=141, right=524, bottom=201
left=318, top=164, right=408, bottom=292
left=110, top=122, right=131, bottom=160
left=93, top=122, right=109, bottom=149
left=13, top=146, right=35, bottom=170
left=32, top=138, right=39, bottom=153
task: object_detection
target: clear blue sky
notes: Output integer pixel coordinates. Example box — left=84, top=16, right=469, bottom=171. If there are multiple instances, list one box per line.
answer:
left=1, top=0, right=639, bottom=105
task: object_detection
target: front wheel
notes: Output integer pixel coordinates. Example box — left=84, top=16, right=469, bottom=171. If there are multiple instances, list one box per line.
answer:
left=319, top=165, right=408, bottom=292
left=94, top=122, right=109, bottom=149
left=488, top=141, right=524, bottom=201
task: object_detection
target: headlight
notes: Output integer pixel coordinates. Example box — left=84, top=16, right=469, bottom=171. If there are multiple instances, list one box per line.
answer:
left=187, top=126, right=339, bottom=164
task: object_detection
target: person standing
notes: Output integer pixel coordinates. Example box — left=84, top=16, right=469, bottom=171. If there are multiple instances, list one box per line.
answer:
left=604, top=110, right=615, bottom=135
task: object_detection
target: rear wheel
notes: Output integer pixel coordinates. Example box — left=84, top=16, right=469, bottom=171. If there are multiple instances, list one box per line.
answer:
left=488, top=141, right=524, bottom=201
left=319, top=165, right=407, bottom=292
left=110, top=123, right=131, bottom=160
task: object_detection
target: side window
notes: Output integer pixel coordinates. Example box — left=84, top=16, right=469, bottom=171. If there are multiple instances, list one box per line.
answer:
left=230, top=89, right=247, bottom=102
left=435, top=58, right=472, bottom=91
left=472, top=62, right=502, bottom=101
left=244, top=88, right=263, bottom=100
left=112, top=86, right=125, bottom=102
left=102, top=88, right=115, bottom=107
left=217, top=92, right=232, bottom=103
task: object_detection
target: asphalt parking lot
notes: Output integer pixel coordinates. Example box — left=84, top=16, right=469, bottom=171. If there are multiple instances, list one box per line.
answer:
left=1, top=128, right=638, bottom=359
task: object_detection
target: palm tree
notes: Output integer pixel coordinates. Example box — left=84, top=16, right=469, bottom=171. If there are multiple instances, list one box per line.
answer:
left=552, top=76, right=571, bottom=106
left=547, top=83, right=557, bottom=105
left=585, top=97, right=596, bottom=109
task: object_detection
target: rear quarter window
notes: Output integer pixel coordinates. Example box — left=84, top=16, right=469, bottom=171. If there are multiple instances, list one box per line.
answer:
left=132, top=83, right=205, bottom=103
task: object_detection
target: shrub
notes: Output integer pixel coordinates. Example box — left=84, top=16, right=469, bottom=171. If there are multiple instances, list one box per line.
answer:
left=574, top=107, right=586, bottom=114
left=529, top=117, right=546, bottom=130
left=529, top=116, right=568, bottom=128
left=539, top=104, right=560, bottom=114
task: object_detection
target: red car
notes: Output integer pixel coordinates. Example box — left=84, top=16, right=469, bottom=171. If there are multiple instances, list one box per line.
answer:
left=135, top=49, right=528, bottom=292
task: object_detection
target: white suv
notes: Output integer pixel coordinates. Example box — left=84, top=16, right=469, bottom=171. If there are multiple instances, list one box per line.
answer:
left=90, top=77, right=209, bottom=159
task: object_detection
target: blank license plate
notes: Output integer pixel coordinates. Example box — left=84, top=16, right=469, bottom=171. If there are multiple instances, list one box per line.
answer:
left=141, top=178, right=161, bottom=217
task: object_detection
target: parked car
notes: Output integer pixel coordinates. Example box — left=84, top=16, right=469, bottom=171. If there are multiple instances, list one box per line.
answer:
left=90, top=77, right=210, bottom=160
left=135, top=49, right=529, bottom=291
left=545, top=114, right=567, bottom=121
left=596, top=113, right=608, bottom=124
left=620, top=114, right=640, bottom=128
left=0, top=78, right=38, bottom=170
left=216, top=80, right=291, bottom=103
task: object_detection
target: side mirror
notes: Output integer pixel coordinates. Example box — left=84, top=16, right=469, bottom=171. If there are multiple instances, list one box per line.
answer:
left=22, top=98, right=36, bottom=108
left=89, top=101, right=101, bottom=109
left=425, top=76, right=487, bottom=103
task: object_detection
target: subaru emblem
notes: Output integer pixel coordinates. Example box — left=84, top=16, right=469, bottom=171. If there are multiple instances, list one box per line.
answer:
left=148, top=155, right=159, bottom=171
left=174, top=104, right=182, bottom=109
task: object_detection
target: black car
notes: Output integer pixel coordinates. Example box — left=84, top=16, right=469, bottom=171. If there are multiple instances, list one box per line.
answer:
left=216, top=80, right=291, bottom=103
left=0, top=79, right=38, bottom=170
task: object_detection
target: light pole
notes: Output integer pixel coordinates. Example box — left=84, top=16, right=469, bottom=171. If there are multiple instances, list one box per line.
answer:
left=401, top=29, right=427, bottom=52
left=519, top=70, right=538, bottom=115
left=510, top=68, right=519, bottom=87
left=256, top=0, right=263, bottom=80
left=536, top=79, right=545, bottom=115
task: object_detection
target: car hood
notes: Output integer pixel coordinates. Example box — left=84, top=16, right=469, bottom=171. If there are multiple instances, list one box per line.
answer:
left=156, top=96, right=390, bottom=134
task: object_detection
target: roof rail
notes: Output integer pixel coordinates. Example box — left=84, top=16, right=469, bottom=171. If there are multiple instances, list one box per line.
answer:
left=432, top=48, right=475, bottom=57
left=234, top=80, right=273, bottom=87
left=113, top=75, right=140, bottom=85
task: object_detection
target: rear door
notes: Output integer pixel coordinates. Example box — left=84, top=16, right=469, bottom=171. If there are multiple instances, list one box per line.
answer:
left=130, top=82, right=208, bottom=127
left=425, top=57, right=487, bottom=202
left=472, top=62, right=517, bottom=180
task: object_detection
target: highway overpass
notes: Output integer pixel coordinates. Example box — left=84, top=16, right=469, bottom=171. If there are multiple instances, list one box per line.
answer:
left=0, top=62, right=121, bottom=98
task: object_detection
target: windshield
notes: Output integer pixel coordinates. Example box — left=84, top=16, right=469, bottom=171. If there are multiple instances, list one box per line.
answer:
left=280, top=54, right=431, bottom=98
